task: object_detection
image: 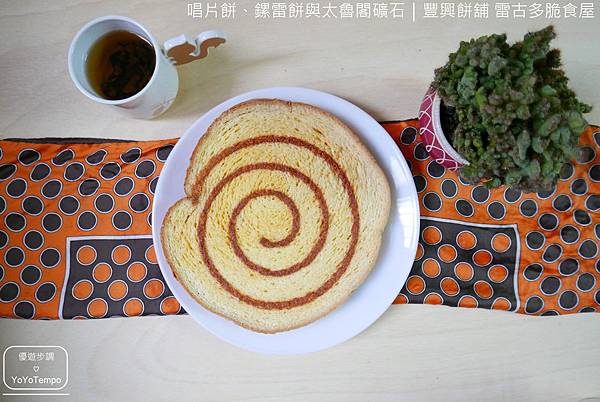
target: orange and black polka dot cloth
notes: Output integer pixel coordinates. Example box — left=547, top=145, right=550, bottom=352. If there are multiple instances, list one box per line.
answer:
left=0, top=138, right=180, bottom=319
left=390, top=121, right=599, bottom=315
left=0, top=120, right=598, bottom=319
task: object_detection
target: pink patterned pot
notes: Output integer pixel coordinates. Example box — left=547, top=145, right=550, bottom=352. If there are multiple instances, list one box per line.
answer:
left=418, top=86, right=470, bottom=170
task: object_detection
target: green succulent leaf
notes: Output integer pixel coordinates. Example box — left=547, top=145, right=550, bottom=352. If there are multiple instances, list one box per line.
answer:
left=532, top=137, right=545, bottom=153
left=516, top=130, right=530, bottom=160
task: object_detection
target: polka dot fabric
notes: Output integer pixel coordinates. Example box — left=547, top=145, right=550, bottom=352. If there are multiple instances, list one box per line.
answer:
left=0, top=121, right=598, bottom=319
left=63, top=237, right=178, bottom=318
left=0, top=139, right=181, bottom=319
left=409, top=218, right=519, bottom=311
left=389, top=122, right=600, bottom=315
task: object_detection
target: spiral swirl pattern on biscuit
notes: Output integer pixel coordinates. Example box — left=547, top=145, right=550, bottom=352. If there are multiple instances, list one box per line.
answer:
left=162, top=100, right=390, bottom=332
left=193, top=135, right=360, bottom=309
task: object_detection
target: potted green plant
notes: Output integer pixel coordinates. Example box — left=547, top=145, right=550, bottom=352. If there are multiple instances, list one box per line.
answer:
left=418, top=26, right=592, bottom=192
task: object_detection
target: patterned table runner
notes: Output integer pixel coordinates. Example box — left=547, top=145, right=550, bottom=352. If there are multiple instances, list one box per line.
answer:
left=0, top=120, right=598, bottom=319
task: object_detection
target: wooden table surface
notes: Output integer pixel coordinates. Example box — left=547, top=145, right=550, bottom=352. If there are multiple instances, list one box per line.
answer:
left=1, top=1, right=599, bottom=401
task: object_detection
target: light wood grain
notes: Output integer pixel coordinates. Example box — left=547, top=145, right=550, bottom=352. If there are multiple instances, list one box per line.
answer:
left=2, top=306, right=600, bottom=402
left=1, top=1, right=599, bottom=401
left=1, top=0, right=599, bottom=140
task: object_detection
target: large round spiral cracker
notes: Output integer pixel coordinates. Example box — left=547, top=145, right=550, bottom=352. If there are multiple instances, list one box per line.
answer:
left=161, top=99, right=391, bottom=333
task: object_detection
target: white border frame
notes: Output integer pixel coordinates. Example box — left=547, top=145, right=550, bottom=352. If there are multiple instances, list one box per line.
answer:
left=2, top=345, right=68, bottom=391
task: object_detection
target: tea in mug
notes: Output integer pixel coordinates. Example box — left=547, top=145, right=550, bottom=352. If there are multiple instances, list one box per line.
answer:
left=86, top=30, right=156, bottom=100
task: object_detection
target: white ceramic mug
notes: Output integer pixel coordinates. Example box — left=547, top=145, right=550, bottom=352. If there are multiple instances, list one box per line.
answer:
left=68, top=15, right=226, bottom=119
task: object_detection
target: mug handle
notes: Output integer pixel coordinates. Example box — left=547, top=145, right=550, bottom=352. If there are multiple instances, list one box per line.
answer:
left=163, top=30, right=226, bottom=65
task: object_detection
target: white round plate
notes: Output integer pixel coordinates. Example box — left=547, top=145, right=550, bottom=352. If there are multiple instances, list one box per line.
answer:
left=152, top=87, right=420, bottom=354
